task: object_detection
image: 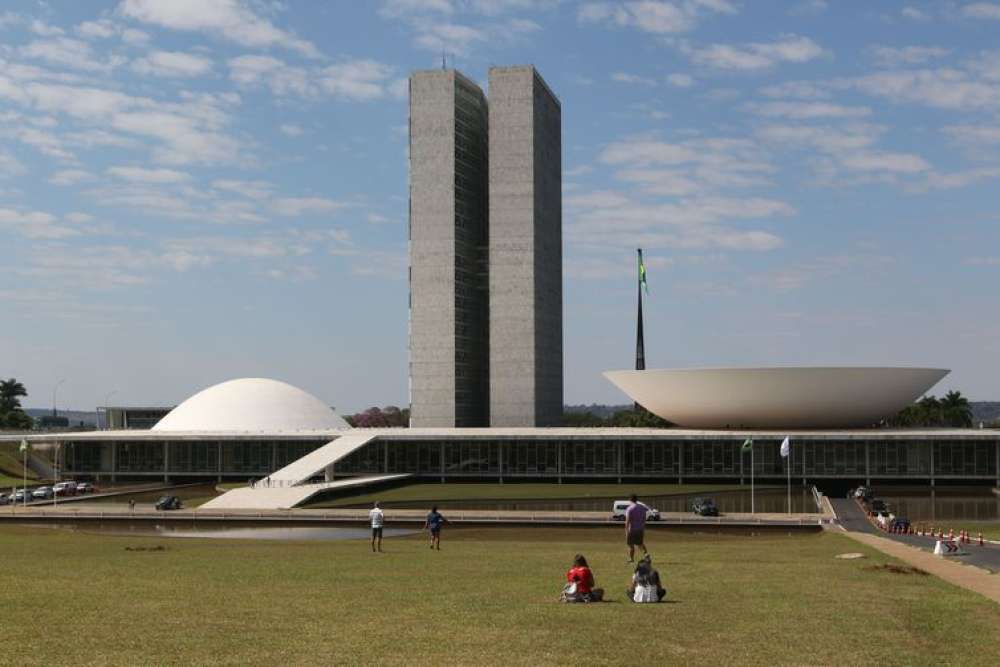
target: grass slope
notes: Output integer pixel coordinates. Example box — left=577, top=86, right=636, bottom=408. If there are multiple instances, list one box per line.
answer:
left=0, top=443, right=38, bottom=483
left=310, top=482, right=775, bottom=508
left=0, top=526, right=998, bottom=665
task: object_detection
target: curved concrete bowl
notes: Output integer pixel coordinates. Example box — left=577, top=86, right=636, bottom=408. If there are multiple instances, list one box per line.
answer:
left=603, top=367, right=950, bottom=429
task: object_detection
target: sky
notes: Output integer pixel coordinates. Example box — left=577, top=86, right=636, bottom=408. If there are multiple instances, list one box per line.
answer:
left=2, top=0, right=999, bottom=413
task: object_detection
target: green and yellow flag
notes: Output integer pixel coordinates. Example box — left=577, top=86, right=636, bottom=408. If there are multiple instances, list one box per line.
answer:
left=638, top=250, right=648, bottom=294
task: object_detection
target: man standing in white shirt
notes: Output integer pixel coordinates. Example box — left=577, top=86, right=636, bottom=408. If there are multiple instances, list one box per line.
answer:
left=369, top=501, right=384, bottom=553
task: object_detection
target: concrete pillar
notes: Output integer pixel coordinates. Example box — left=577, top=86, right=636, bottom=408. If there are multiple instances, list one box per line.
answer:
left=384, top=440, right=389, bottom=474
left=110, top=441, right=117, bottom=483
left=677, top=442, right=683, bottom=485
left=163, top=441, right=169, bottom=483
left=324, top=464, right=335, bottom=482
left=739, top=441, right=744, bottom=485
left=498, top=441, right=504, bottom=484
left=865, top=440, right=871, bottom=486
left=557, top=441, right=562, bottom=484
left=217, top=441, right=222, bottom=482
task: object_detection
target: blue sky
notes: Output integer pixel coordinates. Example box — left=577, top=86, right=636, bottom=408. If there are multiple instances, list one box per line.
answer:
left=3, top=0, right=999, bottom=412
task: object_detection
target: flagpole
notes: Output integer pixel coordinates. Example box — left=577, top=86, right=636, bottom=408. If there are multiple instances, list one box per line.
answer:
left=22, top=445, right=27, bottom=509
left=787, top=445, right=791, bottom=514
left=751, top=444, right=754, bottom=515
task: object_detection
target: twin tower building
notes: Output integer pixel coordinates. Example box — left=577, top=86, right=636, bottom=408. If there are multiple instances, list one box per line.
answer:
left=409, top=65, right=563, bottom=428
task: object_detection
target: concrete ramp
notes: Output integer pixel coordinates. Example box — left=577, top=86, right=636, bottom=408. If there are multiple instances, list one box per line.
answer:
left=263, top=433, right=379, bottom=486
left=200, top=474, right=411, bottom=510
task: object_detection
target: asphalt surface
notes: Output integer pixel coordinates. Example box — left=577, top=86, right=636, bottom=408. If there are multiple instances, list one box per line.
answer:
left=829, top=497, right=1000, bottom=573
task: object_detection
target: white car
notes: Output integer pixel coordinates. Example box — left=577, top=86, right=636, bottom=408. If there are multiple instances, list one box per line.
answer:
left=53, top=481, right=76, bottom=496
left=611, top=500, right=661, bottom=522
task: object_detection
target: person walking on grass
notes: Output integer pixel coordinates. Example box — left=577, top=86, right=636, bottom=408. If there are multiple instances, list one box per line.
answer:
left=369, top=501, right=384, bottom=553
left=424, top=505, right=448, bottom=550
left=625, top=494, right=649, bottom=562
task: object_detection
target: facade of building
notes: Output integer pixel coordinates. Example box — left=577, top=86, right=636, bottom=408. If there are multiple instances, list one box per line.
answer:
left=408, top=65, right=563, bottom=428
left=102, top=407, right=173, bottom=430
left=488, top=66, right=563, bottom=427
left=409, top=69, right=490, bottom=427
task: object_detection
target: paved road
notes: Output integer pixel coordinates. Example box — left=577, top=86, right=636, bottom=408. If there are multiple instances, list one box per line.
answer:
left=829, top=497, right=1000, bottom=573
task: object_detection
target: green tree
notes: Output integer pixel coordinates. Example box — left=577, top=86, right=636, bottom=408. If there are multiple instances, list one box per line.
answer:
left=0, top=378, right=27, bottom=412
left=0, top=378, right=32, bottom=430
left=940, top=390, right=972, bottom=427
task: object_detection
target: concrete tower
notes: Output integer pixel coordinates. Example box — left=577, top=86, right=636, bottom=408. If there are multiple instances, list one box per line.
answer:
left=487, top=66, right=563, bottom=426
left=408, top=69, right=490, bottom=427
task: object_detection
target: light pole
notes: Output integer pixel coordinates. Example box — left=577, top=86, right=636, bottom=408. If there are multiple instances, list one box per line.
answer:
left=102, top=390, right=118, bottom=429
left=52, top=378, right=67, bottom=418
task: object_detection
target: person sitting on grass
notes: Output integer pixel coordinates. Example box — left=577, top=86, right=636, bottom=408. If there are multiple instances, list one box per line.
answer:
left=626, top=555, right=666, bottom=603
left=560, top=554, right=604, bottom=603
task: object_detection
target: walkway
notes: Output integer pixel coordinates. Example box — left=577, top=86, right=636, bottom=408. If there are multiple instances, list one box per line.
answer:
left=830, top=497, right=1000, bottom=603
left=261, top=433, right=378, bottom=486
left=199, top=473, right=411, bottom=510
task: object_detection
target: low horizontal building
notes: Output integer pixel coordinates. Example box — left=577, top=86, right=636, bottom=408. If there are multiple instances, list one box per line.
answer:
left=4, top=378, right=997, bottom=494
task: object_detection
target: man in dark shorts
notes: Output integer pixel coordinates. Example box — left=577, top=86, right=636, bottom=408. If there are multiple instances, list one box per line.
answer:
left=424, top=505, right=447, bottom=550
left=625, top=494, right=649, bottom=562
left=369, top=501, right=384, bottom=553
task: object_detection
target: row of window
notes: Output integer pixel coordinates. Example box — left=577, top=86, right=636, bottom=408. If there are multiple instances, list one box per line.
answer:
left=63, top=439, right=1000, bottom=478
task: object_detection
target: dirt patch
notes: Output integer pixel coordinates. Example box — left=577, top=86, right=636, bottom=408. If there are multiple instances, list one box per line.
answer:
left=125, top=545, right=167, bottom=552
left=864, top=564, right=929, bottom=576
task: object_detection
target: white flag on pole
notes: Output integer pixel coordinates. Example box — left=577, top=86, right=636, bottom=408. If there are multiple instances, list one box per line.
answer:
left=780, top=436, right=790, bottom=458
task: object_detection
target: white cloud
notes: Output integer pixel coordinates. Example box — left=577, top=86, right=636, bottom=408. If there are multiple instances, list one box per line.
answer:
left=132, top=51, right=213, bottom=78
left=760, top=80, right=830, bottom=99
left=211, top=179, right=273, bottom=199
left=870, top=45, right=949, bottom=67
left=920, top=167, right=1000, bottom=189
left=666, top=73, right=694, bottom=87
left=107, top=166, right=191, bottom=183
left=0, top=150, right=24, bottom=177
left=280, top=123, right=304, bottom=137
left=578, top=0, right=738, bottom=34
left=118, top=0, right=321, bottom=58
left=76, top=19, right=117, bottom=39
left=900, top=6, right=930, bottom=21
left=746, top=101, right=872, bottom=119
left=228, top=56, right=398, bottom=100
left=688, top=35, right=824, bottom=71
left=962, top=3, right=1000, bottom=19
left=943, top=123, right=1000, bottom=145
left=848, top=67, right=1000, bottom=111
left=379, top=0, right=454, bottom=18
left=66, top=212, right=95, bottom=223
left=49, top=169, right=95, bottom=186
left=30, top=20, right=64, bottom=37
left=21, top=37, right=124, bottom=72
left=413, top=22, right=486, bottom=55
left=270, top=197, right=346, bottom=216
left=0, top=207, right=81, bottom=240
left=612, top=72, right=658, bottom=86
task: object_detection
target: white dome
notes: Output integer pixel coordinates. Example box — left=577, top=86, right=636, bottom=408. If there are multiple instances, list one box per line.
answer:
left=153, top=378, right=350, bottom=432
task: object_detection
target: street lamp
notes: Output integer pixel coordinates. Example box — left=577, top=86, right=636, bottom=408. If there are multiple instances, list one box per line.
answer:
left=52, top=378, right=67, bottom=418
left=102, top=390, right=118, bottom=430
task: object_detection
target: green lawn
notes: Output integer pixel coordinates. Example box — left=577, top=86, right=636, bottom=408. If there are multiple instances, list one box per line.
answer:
left=1, top=525, right=998, bottom=666
left=309, top=482, right=774, bottom=508
left=943, top=521, right=1000, bottom=541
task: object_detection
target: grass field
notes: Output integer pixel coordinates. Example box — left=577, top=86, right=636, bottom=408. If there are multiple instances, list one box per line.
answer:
left=309, top=482, right=774, bottom=508
left=1, top=525, right=998, bottom=666
left=942, top=521, right=1000, bottom=541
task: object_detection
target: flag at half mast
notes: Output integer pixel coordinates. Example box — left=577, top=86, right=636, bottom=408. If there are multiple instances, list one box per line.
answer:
left=741, top=437, right=753, bottom=451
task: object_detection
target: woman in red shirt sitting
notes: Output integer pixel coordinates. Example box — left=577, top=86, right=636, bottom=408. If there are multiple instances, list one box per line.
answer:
left=561, top=554, right=604, bottom=602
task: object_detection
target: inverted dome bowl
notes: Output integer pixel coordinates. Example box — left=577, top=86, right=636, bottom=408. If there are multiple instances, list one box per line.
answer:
left=603, top=367, right=949, bottom=429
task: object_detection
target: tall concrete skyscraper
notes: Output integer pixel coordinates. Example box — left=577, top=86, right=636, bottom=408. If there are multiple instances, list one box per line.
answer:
left=488, top=66, right=563, bottom=427
left=408, top=65, right=562, bottom=428
left=408, top=69, right=490, bottom=427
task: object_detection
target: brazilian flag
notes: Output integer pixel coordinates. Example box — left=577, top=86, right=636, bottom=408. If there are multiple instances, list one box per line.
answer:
left=638, top=250, right=648, bottom=294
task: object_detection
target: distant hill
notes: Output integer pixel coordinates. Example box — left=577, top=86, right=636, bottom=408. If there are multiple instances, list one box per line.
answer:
left=971, top=402, right=1000, bottom=425
left=24, top=409, right=98, bottom=427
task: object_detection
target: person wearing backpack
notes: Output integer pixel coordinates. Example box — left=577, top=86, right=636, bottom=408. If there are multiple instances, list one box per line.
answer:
left=424, top=505, right=448, bottom=550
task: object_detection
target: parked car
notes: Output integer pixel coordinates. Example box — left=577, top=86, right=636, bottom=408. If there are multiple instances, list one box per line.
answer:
left=155, top=495, right=182, bottom=511
left=692, top=497, right=719, bottom=517
left=853, top=486, right=874, bottom=501
left=32, top=486, right=54, bottom=500
left=0, top=493, right=8, bottom=505
left=868, top=499, right=888, bottom=514
left=75, top=482, right=94, bottom=494
left=53, top=481, right=76, bottom=496
left=610, top=500, right=661, bottom=522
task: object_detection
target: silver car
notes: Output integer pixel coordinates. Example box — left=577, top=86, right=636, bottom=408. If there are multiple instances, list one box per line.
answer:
left=32, top=486, right=54, bottom=500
